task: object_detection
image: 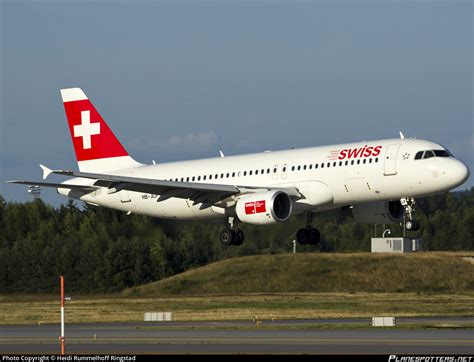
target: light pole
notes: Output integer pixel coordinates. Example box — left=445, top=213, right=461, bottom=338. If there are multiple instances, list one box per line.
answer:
left=291, top=240, right=296, bottom=254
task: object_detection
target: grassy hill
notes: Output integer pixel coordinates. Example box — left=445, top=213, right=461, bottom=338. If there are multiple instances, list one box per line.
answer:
left=123, top=252, right=474, bottom=296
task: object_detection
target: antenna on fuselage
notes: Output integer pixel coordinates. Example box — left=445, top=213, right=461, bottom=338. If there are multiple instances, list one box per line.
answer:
left=219, top=150, right=225, bottom=158
left=399, top=131, right=405, bottom=139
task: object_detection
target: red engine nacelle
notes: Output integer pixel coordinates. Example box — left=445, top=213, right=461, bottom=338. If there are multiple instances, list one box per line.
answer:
left=235, top=191, right=293, bottom=225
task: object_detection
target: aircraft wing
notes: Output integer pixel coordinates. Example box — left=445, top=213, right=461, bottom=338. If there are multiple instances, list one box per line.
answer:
left=6, top=180, right=98, bottom=192
left=47, top=168, right=302, bottom=207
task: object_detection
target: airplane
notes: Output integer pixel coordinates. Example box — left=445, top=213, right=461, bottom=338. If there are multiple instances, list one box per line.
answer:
left=7, top=88, right=470, bottom=246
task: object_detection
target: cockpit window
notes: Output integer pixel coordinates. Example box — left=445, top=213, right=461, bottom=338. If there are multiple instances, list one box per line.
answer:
left=423, top=150, right=435, bottom=159
left=414, top=149, right=451, bottom=160
left=414, top=151, right=424, bottom=160
left=433, top=150, right=449, bottom=157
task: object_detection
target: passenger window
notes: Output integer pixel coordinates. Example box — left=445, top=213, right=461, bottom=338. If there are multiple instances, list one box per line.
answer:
left=186, top=177, right=190, bottom=182
left=303, top=165, right=307, bottom=170
left=363, top=159, right=366, bottom=164
left=255, top=170, right=259, bottom=175
left=249, top=170, right=253, bottom=175
left=267, top=168, right=270, bottom=174
left=309, top=164, right=312, bottom=169
left=375, top=158, right=379, bottom=163
left=357, top=160, right=360, bottom=165
left=198, top=176, right=201, bottom=181
left=315, top=164, right=318, bottom=169
left=339, top=161, right=342, bottom=166
left=203, top=175, right=207, bottom=181
left=232, top=172, right=235, bottom=177
left=181, top=178, right=184, bottom=182
left=297, top=166, right=301, bottom=171
left=209, top=175, right=212, bottom=180
left=333, top=162, right=336, bottom=167
left=192, top=176, right=195, bottom=181
left=273, top=167, right=277, bottom=173
left=327, top=162, right=330, bottom=168
left=345, top=160, right=348, bottom=166
left=321, top=163, right=324, bottom=168
left=261, top=169, right=264, bottom=174
left=369, top=158, right=372, bottom=163
left=226, top=173, right=230, bottom=178
left=221, top=173, right=224, bottom=178
left=291, top=166, right=295, bottom=171
left=244, top=171, right=247, bottom=176
left=414, top=151, right=424, bottom=160
left=283, top=166, right=287, bottom=172
left=351, top=160, right=354, bottom=165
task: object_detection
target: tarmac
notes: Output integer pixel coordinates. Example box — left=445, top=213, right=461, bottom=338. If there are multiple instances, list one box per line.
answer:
left=0, top=318, right=472, bottom=354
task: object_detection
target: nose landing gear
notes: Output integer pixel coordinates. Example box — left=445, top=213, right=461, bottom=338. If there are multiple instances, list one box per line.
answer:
left=401, top=197, right=420, bottom=231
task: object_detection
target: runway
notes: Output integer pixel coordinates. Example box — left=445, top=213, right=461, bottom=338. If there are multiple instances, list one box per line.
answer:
left=0, top=319, right=472, bottom=354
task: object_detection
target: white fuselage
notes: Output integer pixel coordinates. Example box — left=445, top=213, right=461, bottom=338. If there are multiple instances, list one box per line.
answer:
left=60, top=137, right=469, bottom=220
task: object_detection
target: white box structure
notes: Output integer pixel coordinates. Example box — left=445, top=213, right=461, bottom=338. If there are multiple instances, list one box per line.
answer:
left=371, top=237, right=422, bottom=253
left=412, top=238, right=422, bottom=251
left=372, top=317, right=395, bottom=327
left=144, top=312, right=173, bottom=322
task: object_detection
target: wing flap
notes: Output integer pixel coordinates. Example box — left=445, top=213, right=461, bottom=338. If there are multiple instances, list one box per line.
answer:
left=6, top=180, right=97, bottom=192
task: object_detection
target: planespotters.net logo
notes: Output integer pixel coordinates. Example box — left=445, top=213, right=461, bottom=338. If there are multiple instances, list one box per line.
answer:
left=389, top=356, right=473, bottom=362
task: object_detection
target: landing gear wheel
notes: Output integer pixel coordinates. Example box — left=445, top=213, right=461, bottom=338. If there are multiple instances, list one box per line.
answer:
left=309, top=228, right=321, bottom=245
left=296, top=227, right=320, bottom=245
left=233, top=228, right=245, bottom=246
left=296, top=228, right=310, bottom=245
left=405, top=220, right=420, bottom=231
left=220, top=228, right=245, bottom=246
left=220, top=229, right=235, bottom=246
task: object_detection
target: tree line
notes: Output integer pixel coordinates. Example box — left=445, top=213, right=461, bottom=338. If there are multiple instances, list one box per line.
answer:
left=0, top=188, right=473, bottom=293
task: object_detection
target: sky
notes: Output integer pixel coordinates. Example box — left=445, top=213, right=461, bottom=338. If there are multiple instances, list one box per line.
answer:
left=1, top=0, right=472, bottom=205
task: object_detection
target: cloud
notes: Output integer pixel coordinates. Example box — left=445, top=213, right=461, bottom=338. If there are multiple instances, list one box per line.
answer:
left=166, top=130, right=218, bottom=149
left=126, top=130, right=220, bottom=160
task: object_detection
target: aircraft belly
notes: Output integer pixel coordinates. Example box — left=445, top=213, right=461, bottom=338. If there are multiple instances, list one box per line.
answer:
left=76, top=189, right=219, bottom=219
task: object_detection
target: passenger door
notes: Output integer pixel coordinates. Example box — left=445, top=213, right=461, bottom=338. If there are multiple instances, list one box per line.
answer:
left=384, top=144, right=400, bottom=176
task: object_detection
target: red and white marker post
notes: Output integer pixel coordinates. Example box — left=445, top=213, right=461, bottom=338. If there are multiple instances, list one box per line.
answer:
left=60, top=276, right=65, bottom=355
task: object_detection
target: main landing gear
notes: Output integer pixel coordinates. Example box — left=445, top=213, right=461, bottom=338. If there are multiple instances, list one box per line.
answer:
left=220, top=218, right=245, bottom=246
left=296, top=212, right=321, bottom=245
left=401, top=197, right=420, bottom=231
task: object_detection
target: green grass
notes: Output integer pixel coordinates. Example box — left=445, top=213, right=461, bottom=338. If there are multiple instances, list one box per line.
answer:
left=1, top=252, right=473, bottom=325
left=123, top=252, right=474, bottom=296
left=1, top=292, right=473, bottom=324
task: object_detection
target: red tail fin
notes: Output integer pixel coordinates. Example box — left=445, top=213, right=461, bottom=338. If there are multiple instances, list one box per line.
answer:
left=60, top=88, right=140, bottom=172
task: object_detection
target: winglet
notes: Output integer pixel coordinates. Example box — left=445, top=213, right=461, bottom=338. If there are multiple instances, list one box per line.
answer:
left=399, top=131, right=405, bottom=139
left=39, top=164, right=53, bottom=180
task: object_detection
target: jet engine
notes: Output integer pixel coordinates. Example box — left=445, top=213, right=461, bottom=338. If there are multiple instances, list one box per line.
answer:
left=235, top=191, right=292, bottom=225
left=351, top=200, right=404, bottom=224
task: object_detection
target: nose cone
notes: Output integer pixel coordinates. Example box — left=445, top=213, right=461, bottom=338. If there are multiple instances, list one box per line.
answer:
left=449, top=160, right=470, bottom=188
